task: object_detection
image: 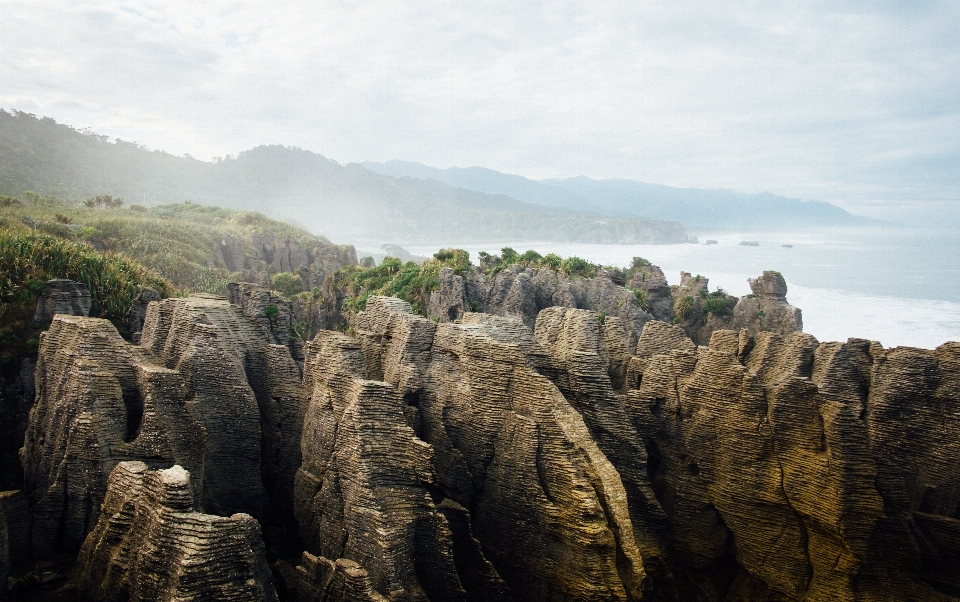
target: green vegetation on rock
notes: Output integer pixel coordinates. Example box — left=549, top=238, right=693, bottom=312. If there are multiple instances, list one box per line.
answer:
left=701, top=289, right=733, bottom=317
left=674, top=295, right=695, bottom=319
left=0, top=228, right=172, bottom=373
left=0, top=192, right=343, bottom=294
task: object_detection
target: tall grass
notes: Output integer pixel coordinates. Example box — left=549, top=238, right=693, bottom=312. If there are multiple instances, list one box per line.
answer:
left=0, top=198, right=327, bottom=294
left=0, top=230, right=173, bottom=319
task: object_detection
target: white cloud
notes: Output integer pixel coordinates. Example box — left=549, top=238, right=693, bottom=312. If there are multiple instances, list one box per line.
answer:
left=1, top=0, right=958, bottom=213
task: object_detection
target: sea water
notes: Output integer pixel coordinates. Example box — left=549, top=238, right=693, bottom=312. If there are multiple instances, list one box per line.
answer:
left=399, top=226, right=960, bottom=350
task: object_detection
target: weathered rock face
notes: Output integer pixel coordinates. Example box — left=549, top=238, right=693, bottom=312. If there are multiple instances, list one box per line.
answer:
left=671, top=270, right=802, bottom=345
left=0, top=359, right=33, bottom=491
left=124, top=286, right=162, bottom=343
left=32, top=279, right=91, bottom=324
left=629, top=328, right=960, bottom=600
left=347, top=296, right=647, bottom=601
left=732, top=270, right=803, bottom=335
left=227, top=282, right=294, bottom=348
left=20, top=294, right=303, bottom=559
left=426, top=266, right=655, bottom=352
left=214, top=233, right=358, bottom=292
left=75, top=461, right=276, bottom=601
left=12, top=278, right=960, bottom=601
left=293, top=329, right=465, bottom=602
left=625, top=262, right=674, bottom=323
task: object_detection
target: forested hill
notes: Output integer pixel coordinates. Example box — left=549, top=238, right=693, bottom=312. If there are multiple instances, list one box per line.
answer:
left=0, top=110, right=692, bottom=245
left=363, top=160, right=870, bottom=230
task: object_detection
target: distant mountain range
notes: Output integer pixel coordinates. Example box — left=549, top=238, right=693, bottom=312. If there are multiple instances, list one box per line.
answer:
left=362, top=160, right=869, bottom=230
left=0, top=110, right=690, bottom=245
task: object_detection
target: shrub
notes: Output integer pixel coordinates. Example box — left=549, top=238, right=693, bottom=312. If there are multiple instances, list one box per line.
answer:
left=83, top=195, right=124, bottom=209
left=702, top=291, right=732, bottom=317
left=674, top=295, right=694, bottom=319
left=129, top=204, right=147, bottom=212
left=630, top=288, right=649, bottom=310
left=559, top=256, right=597, bottom=278
left=0, top=231, right=172, bottom=316
left=538, top=253, right=562, bottom=270
left=271, top=272, right=303, bottom=298
left=264, top=305, right=279, bottom=319
left=500, top=247, right=520, bottom=264
left=433, top=248, right=472, bottom=275
left=519, top=249, right=542, bottom=265
left=631, top=257, right=650, bottom=268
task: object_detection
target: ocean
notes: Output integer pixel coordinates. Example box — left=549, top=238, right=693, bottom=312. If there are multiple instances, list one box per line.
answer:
left=397, top=225, right=960, bottom=350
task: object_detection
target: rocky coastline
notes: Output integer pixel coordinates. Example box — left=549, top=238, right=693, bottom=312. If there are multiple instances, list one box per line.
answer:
left=2, top=269, right=959, bottom=601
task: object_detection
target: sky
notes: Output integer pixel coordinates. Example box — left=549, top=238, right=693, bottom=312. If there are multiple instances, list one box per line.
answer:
left=1, top=1, right=959, bottom=220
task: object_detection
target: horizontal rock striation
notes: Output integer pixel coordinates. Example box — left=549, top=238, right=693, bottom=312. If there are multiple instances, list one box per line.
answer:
left=422, top=265, right=802, bottom=352
left=214, top=232, right=357, bottom=292
left=20, top=293, right=304, bottom=559
left=293, top=329, right=465, bottom=601
left=75, top=461, right=276, bottom=601
left=10, top=278, right=960, bottom=601
left=32, top=279, right=91, bottom=325
left=427, top=265, right=655, bottom=352
left=629, top=328, right=960, bottom=600
left=349, top=296, right=647, bottom=601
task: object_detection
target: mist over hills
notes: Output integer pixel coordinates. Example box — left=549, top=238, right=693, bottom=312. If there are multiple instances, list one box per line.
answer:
left=0, top=110, right=690, bottom=245
left=363, top=159, right=869, bottom=230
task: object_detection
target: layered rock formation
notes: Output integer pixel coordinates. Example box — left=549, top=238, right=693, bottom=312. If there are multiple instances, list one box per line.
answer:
left=19, top=293, right=304, bottom=561
left=418, top=264, right=802, bottom=353
left=75, top=461, right=276, bottom=601
left=5, top=280, right=959, bottom=601
left=670, top=270, right=802, bottom=345
left=214, top=232, right=357, bottom=292
left=344, top=297, right=646, bottom=600
left=732, top=270, right=803, bottom=334
left=32, top=279, right=90, bottom=324
left=123, top=286, right=162, bottom=343
left=425, top=265, right=655, bottom=352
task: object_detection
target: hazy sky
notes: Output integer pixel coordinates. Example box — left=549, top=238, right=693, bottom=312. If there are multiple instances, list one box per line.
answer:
left=2, top=1, right=959, bottom=217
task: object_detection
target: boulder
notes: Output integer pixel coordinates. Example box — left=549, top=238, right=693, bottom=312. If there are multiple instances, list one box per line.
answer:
left=32, top=279, right=90, bottom=324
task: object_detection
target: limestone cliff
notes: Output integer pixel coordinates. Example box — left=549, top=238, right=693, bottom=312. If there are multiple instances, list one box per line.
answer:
left=4, top=281, right=959, bottom=602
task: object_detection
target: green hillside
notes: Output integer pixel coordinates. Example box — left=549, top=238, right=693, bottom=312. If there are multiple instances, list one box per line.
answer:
left=0, top=110, right=693, bottom=245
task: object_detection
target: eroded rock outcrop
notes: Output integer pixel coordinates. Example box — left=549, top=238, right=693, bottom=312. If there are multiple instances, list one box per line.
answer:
left=32, top=279, right=91, bottom=324
left=215, top=233, right=357, bottom=292
left=293, top=329, right=465, bottom=601
left=12, top=276, right=960, bottom=602
left=75, top=461, right=276, bottom=601
left=671, top=270, right=802, bottom=345
left=733, top=270, right=803, bottom=334
left=21, top=294, right=304, bottom=559
left=426, top=265, right=655, bottom=352
left=625, top=262, right=674, bottom=323
left=629, top=328, right=960, bottom=600
left=124, top=286, right=162, bottom=343
left=349, top=296, right=647, bottom=601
